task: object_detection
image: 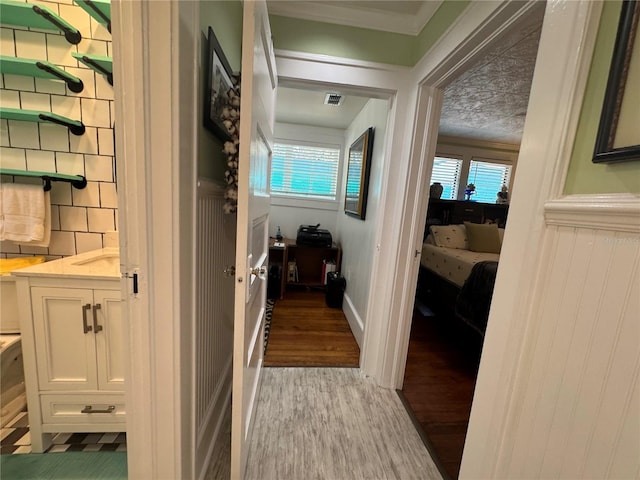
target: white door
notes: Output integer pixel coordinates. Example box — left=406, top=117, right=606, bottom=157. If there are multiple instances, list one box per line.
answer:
left=230, top=0, right=277, bottom=478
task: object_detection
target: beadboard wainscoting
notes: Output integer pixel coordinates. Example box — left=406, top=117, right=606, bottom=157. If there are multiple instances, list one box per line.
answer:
left=194, top=180, right=234, bottom=479
left=0, top=0, right=116, bottom=259
left=496, top=194, right=640, bottom=479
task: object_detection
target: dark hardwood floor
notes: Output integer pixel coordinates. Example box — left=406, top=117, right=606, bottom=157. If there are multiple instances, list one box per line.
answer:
left=264, top=290, right=360, bottom=367
left=401, top=311, right=483, bottom=479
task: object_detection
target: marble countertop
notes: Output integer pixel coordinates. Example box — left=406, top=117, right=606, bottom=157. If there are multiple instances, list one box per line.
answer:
left=11, top=248, right=120, bottom=280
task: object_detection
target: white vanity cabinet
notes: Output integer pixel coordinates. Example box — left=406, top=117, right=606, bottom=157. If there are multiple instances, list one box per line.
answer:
left=13, top=248, right=124, bottom=452
left=31, top=287, right=124, bottom=391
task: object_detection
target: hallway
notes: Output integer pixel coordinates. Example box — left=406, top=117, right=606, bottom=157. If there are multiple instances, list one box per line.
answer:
left=207, top=367, right=441, bottom=479
left=244, top=368, right=441, bottom=479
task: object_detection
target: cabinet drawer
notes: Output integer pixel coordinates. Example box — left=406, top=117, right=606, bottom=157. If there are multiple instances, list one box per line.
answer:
left=40, top=393, right=126, bottom=425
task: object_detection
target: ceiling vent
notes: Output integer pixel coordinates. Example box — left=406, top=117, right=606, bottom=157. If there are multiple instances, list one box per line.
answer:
left=324, top=93, right=344, bottom=106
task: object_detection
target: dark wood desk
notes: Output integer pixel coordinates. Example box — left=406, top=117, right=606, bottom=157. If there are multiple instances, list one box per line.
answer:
left=426, top=199, right=509, bottom=228
left=268, top=238, right=342, bottom=299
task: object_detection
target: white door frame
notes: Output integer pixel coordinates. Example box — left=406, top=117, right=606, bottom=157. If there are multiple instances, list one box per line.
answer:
left=380, top=0, right=606, bottom=477
left=112, top=1, right=199, bottom=478
left=360, top=0, right=549, bottom=388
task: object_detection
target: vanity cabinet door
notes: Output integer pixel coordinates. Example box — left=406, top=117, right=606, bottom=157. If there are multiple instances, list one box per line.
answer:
left=94, top=289, right=124, bottom=391
left=31, top=287, right=98, bottom=391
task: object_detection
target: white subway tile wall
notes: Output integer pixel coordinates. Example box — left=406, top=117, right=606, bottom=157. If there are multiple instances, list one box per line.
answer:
left=0, top=0, right=116, bottom=258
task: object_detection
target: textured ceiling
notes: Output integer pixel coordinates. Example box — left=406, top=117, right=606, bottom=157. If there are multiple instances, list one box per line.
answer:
left=276, top=87, right=370, bottom=129
left=439, top=11, right=543, bottom=144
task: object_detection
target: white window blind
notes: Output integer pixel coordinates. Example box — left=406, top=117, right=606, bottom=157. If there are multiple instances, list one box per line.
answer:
left=467, top=159, right=512, bottom=203
left=430, top=156, right=463, bottom=200
left=271, top=143, right=341, bottom=200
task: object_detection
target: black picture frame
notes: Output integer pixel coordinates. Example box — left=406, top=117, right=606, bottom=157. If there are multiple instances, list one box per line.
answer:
left=203, top=26, right=235, bottom=141
left=344, top=127, right=375, bottom=220
left=592, top=0, right=640, bottom=163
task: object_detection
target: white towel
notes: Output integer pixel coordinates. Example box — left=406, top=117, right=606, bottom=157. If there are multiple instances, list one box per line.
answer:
left=0, top=183, right=51, bottom=246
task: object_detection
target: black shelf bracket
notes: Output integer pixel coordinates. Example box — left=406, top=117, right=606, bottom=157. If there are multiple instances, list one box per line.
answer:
left=80, top=55, right=113, bottom=85
left=36, top=61, right=84, bottom=93
left=38, top=113, right=86, bottom=136
left=41, top=175, right=87, bottom=191
left=84, top=0, right=111, bottom=33
left=32, top=4, right=82, bottom=44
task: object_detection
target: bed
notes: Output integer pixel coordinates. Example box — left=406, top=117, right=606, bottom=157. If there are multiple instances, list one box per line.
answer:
left=417, top=223, right=503, bottom=335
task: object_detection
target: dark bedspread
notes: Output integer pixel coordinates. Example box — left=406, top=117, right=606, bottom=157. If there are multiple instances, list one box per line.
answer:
left=455, top=261, right=498, bottom=336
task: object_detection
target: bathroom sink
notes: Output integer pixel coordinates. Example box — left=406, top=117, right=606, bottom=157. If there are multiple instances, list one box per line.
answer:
left=11, top=248, right=120, bottom=279
left=71, top=252, right=119, bottom=270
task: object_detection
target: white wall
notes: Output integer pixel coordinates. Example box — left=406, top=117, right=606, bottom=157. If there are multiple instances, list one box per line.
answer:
left=337, top=98, right=389, bottom=344
left=269, top=122, right=345, bottom=239
left=0, top=0, right=116, bottom=259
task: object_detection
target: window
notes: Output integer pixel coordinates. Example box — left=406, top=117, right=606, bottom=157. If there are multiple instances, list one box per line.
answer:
left=271, top=142, right=341, bottom=200
left=467, top=159, right=512, bottom=203
left=430, top=156, right=463, bottom=200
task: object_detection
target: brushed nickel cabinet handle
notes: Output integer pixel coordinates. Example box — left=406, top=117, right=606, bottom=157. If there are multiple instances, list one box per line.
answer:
left=92, top=303, right=103, bottom=333
left=82, top=303, right=92, bottom=333
left=81, top=405, right=115, bottom=414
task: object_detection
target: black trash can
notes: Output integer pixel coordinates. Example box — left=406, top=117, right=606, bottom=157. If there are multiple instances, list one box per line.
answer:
left=326, top=272, right=346, bottom=308
left=267, top=264, right=281, bottom=299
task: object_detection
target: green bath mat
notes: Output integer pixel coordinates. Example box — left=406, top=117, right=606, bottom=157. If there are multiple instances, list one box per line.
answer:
left=0, top=452, right=127, bottom=479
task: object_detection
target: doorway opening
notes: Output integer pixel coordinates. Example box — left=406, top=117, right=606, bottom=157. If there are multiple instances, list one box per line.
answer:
left=263, top=83, right=391, bottom=368
left=400, top=7, right=544, bottom=479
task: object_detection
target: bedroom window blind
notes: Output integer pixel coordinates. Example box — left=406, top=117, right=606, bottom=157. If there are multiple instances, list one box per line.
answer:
left=271, top=142, right=341, bottom=200
left=467, top=159, right=512, bottom=203
left=430, top=156, right=463, bottom=200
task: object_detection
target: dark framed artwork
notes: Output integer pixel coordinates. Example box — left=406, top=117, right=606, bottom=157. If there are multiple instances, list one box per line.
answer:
left=593, top=0, right=640, bottom=163
left=203, top=26, right=235, bottom=141
left=344, top=127, right=375, bottom=220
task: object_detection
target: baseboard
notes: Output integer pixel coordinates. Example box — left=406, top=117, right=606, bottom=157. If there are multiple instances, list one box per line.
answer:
left=342, top=293, right=364, bottom=347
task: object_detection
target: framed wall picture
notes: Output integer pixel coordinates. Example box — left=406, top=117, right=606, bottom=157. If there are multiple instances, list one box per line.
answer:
left=344, top=127, right=375, bottom=220
left=203, top=26, right=235, bottom=141
left=593, top=0, right=640, bottom=163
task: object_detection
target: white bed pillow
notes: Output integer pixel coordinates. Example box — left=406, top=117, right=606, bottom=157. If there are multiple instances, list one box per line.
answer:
left=429, top=224, right=469, bottom=250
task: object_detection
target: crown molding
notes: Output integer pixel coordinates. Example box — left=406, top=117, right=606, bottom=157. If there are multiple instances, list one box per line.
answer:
left=267, top=1, right=443, bottom=36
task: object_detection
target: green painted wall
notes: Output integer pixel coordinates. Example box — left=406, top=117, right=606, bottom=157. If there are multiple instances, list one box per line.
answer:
left=269, top=15, right=415, bottom=66
left=564, top=1, right=640, bottom=194
left=269, top=1, right=469, bottom=67
left=413, top=1, right=471, bottom=63
left=198, top=0, right=243, bottom=182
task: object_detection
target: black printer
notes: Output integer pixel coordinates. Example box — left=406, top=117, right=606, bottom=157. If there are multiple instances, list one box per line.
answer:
left=296, top=224, right=333, bottom=247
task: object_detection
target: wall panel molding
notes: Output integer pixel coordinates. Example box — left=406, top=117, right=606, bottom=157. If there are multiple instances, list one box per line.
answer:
left=545, top=194, right=640, bottom=232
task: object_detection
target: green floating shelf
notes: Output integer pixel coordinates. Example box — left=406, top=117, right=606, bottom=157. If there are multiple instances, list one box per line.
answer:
left=72, top=52, right=112, bottom=85
left=74, top=0, right=110, bottom=34
left=0, top=168, right=87, bottom=191
left=0, top=56, right=84, bottom=92
left=0, top=0, right=82, bottom=44
left=0, top=107, right=85, bottom=136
